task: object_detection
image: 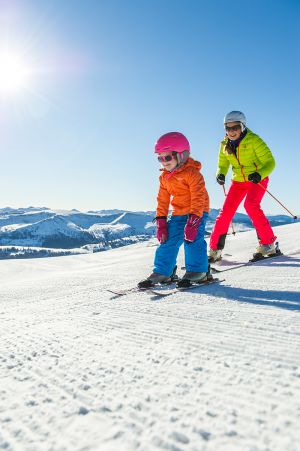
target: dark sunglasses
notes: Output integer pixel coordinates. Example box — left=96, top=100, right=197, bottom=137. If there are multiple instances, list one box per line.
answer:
left=225, top=124, right=241, bottom=132
left=157, top=154, right=176, bottom=162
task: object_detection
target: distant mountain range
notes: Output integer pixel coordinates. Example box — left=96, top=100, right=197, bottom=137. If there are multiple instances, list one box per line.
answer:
left=0, top=207, right=298, bottom=259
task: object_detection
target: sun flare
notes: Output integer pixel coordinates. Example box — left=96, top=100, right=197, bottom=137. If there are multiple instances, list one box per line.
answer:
left=0, top=51, right=32, bottom=95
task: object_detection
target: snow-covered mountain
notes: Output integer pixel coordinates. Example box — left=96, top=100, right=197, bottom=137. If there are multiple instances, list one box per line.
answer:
left=0, top=207, right=156, bottom=258
left=0, top=206, right=298, bottom=259
left=0, top=222, right=299, bottom=450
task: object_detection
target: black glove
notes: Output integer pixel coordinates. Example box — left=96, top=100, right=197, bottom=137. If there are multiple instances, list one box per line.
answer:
left=216, top=173, right=225, bottom=185
left=248, top=172, right=261, bottom=184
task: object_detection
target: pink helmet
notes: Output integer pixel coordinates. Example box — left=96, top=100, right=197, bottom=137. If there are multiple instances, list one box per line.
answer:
left=154, top=132, right=190, bottom=154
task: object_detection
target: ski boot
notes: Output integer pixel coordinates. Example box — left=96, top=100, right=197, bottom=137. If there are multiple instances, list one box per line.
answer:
left=176, top=266, right=213, bottom=288
left=138, top=265, right=178, bottom=289
left=208, top=248, right=222, bottom=263
left=251, top=242, right=282, bottom=262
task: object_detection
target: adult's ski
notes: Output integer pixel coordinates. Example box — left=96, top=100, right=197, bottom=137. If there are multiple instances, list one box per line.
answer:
left=210, top=249, right=283, bottom=273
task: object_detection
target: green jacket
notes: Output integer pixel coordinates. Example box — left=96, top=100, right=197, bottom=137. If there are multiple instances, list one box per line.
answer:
left=217, top=129, right=275, bottom=182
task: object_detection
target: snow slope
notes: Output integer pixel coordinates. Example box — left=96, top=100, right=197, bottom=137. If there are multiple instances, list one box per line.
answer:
left=0, top=223, right=299, bottom=451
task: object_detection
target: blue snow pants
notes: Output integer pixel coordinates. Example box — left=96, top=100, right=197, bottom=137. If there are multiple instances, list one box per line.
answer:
left=154, top=212, right=208, bottom=276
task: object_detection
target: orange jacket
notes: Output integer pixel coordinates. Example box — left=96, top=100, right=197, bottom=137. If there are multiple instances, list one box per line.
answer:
left=156, top=157, right=210, bottom=217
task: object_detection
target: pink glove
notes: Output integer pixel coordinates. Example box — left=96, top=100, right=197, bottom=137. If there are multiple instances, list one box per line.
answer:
left=156, top=217, right=168, bottom=244
left=184, top=214, right=201, bottom=243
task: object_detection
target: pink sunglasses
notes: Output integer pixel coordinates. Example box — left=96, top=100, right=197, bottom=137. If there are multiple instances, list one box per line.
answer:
left=157, top=154, right=176, bottom=162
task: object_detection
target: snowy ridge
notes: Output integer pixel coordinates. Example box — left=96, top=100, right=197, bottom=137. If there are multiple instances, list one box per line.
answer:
left=0, top=207, right=156, bottom=257
left=0, top=222, right=299, bottom=450
left=0, top=206, right=298, bottom=259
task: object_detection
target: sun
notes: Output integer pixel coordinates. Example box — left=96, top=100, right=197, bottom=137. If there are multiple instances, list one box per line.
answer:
left=0, top=51, right=32, bottom=95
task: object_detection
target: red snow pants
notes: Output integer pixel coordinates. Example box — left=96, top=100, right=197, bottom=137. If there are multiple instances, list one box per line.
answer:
left=210, top=177, right=276, bottom=250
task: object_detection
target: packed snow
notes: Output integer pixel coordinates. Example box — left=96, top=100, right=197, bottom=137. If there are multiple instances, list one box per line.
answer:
left=0, top=222, right=299, bottom=451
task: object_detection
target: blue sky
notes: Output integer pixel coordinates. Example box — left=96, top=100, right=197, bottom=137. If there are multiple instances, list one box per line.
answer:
left=0, top=0, right=299, bottom=215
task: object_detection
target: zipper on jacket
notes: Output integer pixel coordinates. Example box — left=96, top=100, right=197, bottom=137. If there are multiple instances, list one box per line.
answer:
left=237, top=143, right=246, bottom=182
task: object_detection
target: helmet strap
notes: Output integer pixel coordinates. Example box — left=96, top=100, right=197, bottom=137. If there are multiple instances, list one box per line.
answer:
left=176, top=150, right=189, bottom=167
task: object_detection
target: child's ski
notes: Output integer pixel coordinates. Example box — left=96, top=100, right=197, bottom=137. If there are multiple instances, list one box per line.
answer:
left=107, top=282, right=176, bottom=297
left=107, top=278, right=224, bottom=298
left=149, top=277, right=224, bottom=297
left=107, top=287, right=142, bottom=297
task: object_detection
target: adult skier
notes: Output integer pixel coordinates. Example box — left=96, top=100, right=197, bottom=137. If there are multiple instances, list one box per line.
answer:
left=208, top=110, right=279, bottom=262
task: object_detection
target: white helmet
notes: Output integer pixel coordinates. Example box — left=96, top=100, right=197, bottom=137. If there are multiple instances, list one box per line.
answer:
left=224, top=110, right=246, bottom=126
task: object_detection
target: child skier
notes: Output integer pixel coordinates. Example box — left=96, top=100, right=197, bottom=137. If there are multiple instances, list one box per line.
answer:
left=208, top=110, right=279, bottom=262
left=138, top=131, right=210, bottom=289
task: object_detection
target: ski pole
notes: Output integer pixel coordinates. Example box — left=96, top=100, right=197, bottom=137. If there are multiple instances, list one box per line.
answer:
left=222, top=185, right=236, bottom=235
left=258, top=183, right=298, bottom=219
